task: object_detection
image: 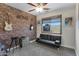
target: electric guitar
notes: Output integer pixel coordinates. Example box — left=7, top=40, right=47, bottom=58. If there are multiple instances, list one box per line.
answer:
left=4, top=21, right=12, bottom=31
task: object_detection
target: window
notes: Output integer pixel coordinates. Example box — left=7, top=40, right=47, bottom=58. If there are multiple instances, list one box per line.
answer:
left=42, top=15, right=62, bottom=34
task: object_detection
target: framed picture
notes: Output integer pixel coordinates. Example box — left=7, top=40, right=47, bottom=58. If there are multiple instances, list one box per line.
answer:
left=43, top=23, right=50, bottom=31
left=42, top=15, right=62, bottom=34
left=65, top=17, right=72, bottom=26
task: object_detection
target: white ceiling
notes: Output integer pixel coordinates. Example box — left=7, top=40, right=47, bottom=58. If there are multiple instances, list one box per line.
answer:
left=6, top=3, right=75, bottom=16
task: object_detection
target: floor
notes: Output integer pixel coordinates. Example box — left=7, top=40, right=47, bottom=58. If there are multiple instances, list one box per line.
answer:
left=8, top=42, right=76, bottom=56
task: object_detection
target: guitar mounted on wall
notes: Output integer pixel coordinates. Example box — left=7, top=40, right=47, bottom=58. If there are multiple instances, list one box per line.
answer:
left=4, top=13, right=13, bottom=31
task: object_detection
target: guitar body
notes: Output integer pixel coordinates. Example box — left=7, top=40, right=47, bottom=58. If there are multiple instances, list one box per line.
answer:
left=4, top=21, right=12, bottom=31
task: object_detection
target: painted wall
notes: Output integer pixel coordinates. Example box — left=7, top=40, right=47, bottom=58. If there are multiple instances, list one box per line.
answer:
left=0, top=4, right=36, bottom=47
left=37, top=6, right=76, bottom=49
left=75, top=4, right=79, bottom=56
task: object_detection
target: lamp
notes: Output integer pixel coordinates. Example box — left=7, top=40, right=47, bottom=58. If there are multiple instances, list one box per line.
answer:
left=30, top=24, right=34, bottom=30
left=35, top=7, right=43, bottom=12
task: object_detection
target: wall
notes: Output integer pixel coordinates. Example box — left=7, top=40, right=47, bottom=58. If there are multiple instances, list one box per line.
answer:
left=37, top=6, right=76, bottom=49
left=0, top=4, right=36, bottom=47
left=75, top=4, right=79, bottom=56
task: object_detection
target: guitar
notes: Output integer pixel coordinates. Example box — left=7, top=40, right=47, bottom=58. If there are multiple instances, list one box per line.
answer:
left=4, top=21, right=12, bottom=31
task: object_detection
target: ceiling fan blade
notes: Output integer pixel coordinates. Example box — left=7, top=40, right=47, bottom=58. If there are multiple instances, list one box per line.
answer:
left=28, top=9, right=35, bottom=12
left=37, top=3, right=41, bottom=6
left=27, top=3, right=37, bottom=7
left=43, top=3, right=48, bottom=6
left=36, top=3, right=48, bottom=6
left=43, top=8, right=50, bottom=10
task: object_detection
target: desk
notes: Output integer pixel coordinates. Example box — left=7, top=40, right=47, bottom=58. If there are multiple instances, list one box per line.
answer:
left=9, top=36, right=25, bottom=52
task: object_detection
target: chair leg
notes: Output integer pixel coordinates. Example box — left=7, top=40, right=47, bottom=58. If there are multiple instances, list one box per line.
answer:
left=15, top=39, right=18, bottom=48
left=57, top=48, right=60, bottom=55
left=9, top=39, right=13, bottom=52
left=19, top=39, right=22, bottom=48
left=13, top=39, right=18, bottom=53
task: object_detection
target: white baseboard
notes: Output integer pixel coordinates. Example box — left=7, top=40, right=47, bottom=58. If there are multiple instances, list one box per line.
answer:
left=61, top=45, right=75, bottom=50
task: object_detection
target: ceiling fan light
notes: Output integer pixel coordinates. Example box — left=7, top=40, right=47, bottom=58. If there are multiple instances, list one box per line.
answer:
left=36, top=7, right=43, bottom=12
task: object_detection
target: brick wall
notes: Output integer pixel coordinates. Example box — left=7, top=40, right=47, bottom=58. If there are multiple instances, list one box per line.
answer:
left=0, top=4, right=36, bottom=47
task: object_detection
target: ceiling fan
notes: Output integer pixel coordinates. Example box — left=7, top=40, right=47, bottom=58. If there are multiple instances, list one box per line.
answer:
left=27, top=3, right=50, bottom=12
